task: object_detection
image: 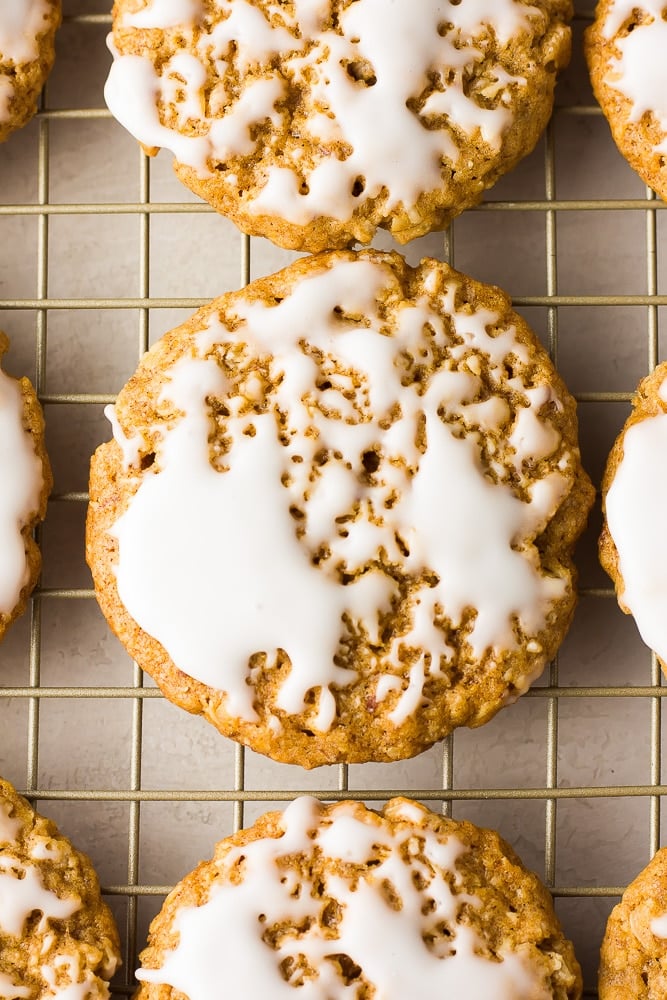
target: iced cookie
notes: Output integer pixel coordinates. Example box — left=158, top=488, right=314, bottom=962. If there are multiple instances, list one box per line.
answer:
left=87, top=250, right=593, bottom=767
left=600, top=363, right=667, bottom=670
left=0, top=2, right=61, bottom=142
left=104, top=0, right=572, bottom=251
left=0, top=775, right=121, bottom=999
left=0, top=333, right=51, bottom=641
left=135, top=796, right=582, bottom=999
left=599, top=847, right=667, bottom=998
left=585, top=1, right=667, bottom=202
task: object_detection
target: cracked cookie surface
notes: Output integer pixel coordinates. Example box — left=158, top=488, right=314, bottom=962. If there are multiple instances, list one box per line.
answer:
left=87, top=250, right=593, bottom=767
left=585, top=1, right=667, bottom=202
left=0, top=775, right=120, bottom=1000
left=0, top=2, right=61, bottom=142
left=105, top=0, right=572, bottom=250
left=599, top=847, right=667, bottom=999
left=135, top=797, right=582, bottom=999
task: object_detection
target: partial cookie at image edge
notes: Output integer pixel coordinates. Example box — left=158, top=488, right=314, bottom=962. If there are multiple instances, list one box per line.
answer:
left=0, top=1, right=62, bottom=143
left=0, top=332, right=52, bottom=643
left=135, top=796, right=583, bottom=999
left=585, top=0, right=667, bottom=202
left=0, top=774, right=121, bottom=999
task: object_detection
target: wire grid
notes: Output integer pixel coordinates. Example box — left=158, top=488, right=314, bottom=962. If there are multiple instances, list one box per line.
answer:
left=0, top=4, right=666, bottom=996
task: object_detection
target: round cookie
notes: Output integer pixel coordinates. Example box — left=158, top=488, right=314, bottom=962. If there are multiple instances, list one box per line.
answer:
left=135, top=796, right=582, bottom=999
left=0, top=333, right=52, bottom=642
left=104, top=0, right=572, bottom=252
left=87, top=250, right=593, bottom=767
left=599, top=847, right=667, bottom=998
left=0, top=774, right=121, bottom=999
left=0, top=2, right=61, bottom=143
left=600, top=363, right=667, bottom=671
left=585, top=1, right=667, bottom=202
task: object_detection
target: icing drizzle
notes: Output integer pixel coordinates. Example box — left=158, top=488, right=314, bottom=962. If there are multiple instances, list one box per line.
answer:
left=601, top=0, right=667, bottom=155
left=137, top=797, right=550, bottom=998
left=0, top=359, right=44, bottom=616
left=0, top=786, right=119, bottom=1000
left=105, top=0, right=547, bottom=226
left=107, top=255, right=573, bottom=732
left=606, top=378, right=667, bottom=664
left=0, top=0, right=52, bottom=67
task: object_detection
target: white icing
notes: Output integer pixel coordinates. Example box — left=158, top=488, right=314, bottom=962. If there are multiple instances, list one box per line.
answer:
left=137, top=797, right=549, bottom=998
left=104, top=403, right=143, bottom=470
left=651, top=913, right=667, bottom=939
left=602, top=1, right=667, bottom=155
left=29, top=840, right=61, bottom=862
left=0, top=793, right=109, bottom=998
left=120, top=0, right=201, bottom=29
left=0, top=856, right=79, bottom=937
left=41, top=958, right=102, bottom=1000
left=0, top=802, right=21, bottom=845
left=0, top=361, right=44, bottom=616
left=0, top=973, right=31, bottom=999
left=109, top=257, right=571, bottom=731
left=105, top=0, right=545, bottom=225
left=606, top=402, right=667, bottom=663
left=0, top=0, right=51, bottom=66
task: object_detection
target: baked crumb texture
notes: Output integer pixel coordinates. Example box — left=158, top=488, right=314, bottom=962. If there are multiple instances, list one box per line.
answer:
left=87, top=250, right=594, bottom=767
left=0, top=1, right=61, bottom=142
left=585, top=0, right=667, bottom=202
left=0, top=332, right=52, bottom=642
left=135, top=796, right=582, bottom=999
left=599, top=847, right=667, bottom=999
left=600, top=362, right=667, bottom=673
left=0, top=775, right=121, bottom=1000
left=105, top=0, right=572, bottom=250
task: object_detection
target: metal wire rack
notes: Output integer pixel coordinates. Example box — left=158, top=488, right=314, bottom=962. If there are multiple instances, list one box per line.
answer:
left=1, top=3, right=666, bottom=995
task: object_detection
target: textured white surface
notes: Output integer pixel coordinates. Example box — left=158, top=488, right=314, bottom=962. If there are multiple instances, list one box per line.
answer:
left=0, top=4, right=666, bottom=996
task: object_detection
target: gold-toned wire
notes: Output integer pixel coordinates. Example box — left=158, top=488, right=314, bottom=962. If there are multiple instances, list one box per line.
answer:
left=0, top=5, right=661, bottom=995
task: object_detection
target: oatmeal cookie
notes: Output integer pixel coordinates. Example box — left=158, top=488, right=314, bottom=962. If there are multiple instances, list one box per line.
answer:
left=585, top=1, right=667, bottom=202
left=0, top=2, right=61, bottom=142
left=0, top=333, right=51, bottom=642
left=600, top=363, right=667, bottom=671
left=104, top=0, right=572, bottom=251
left=0, top=775, right=121, bottom=999
left=599, top=847, right=667, bottom=999
left=135, top=796, right=582, bottom=999
left=87, top=250, right=593, bottom=767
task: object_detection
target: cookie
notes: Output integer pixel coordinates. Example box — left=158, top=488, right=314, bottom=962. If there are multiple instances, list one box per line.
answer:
left=87, top=250, right=593, bottom=767
left=104, top=0, right=572, bottom=252
left=134, top=796, right=582, bottom=998
left=0, top=775, right=121, bottom=999
left=585, top=1, right=667, bottom=202
left=600, top=363, right=667, bottom=671
left=599, top=847, right=667, bottom=998
left=0, top=2, right=61, bottom=143
left=0, top=333, right=52, bottom=642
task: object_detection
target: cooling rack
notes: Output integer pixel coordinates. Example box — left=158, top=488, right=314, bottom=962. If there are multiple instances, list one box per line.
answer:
left=1, top=2, right=666, bottom=995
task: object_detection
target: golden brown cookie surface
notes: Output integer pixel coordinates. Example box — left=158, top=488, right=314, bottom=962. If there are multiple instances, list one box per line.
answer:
left=0, top=333, right=52, bottom=642
left=585, top=1, right=667, bottom=201
left=105, top=0, right=572, bottom=251
left=0, top=2, right=61, bottom=142
left=87, top=250, right=593, bottom=768
left=599, top=363, right=667, bottom=674
left=599, top=847, right=667, bottom=999
left=0, top=775, right=121, bottom=999
left=135, top=797, right=582, bottom=999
